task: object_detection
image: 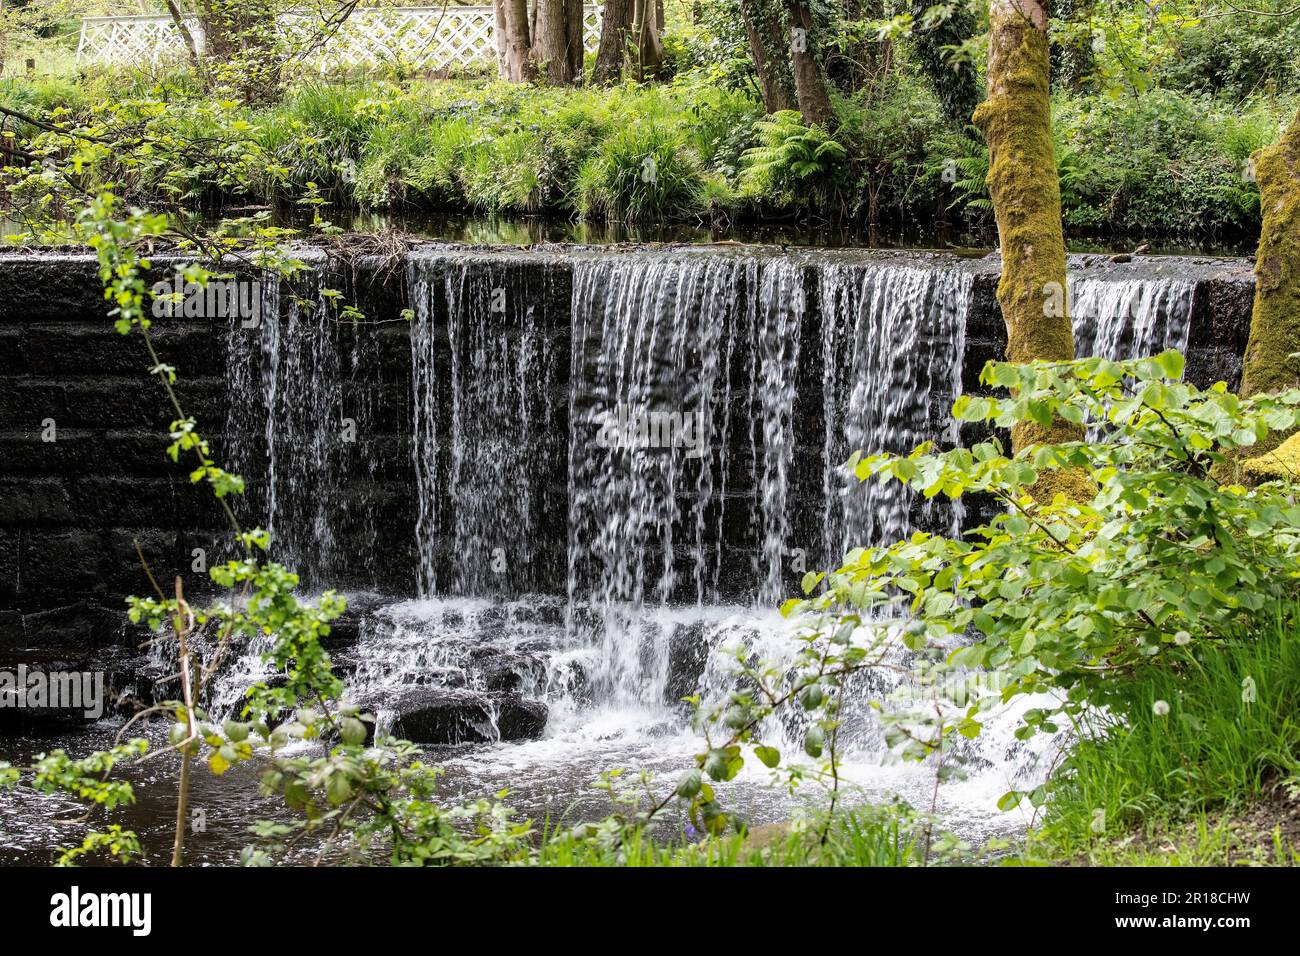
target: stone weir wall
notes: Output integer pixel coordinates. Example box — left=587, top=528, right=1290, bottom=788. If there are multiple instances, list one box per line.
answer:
left=0, top=245, right=1257, bottom=658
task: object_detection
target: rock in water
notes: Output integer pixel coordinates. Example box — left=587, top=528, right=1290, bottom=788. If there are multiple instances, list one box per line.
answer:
left=358, top=686, right=549, bottom=745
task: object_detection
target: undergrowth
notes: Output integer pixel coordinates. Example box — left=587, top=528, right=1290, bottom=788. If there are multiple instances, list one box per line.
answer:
left=1037, top=608, right=1300, bottom=858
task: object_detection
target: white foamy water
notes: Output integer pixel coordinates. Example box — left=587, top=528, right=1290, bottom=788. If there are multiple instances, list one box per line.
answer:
left=315, top=596, right=1062, bottom=842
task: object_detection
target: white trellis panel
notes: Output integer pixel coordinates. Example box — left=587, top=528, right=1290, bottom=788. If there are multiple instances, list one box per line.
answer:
left=76, top=6, right=602, bottom=72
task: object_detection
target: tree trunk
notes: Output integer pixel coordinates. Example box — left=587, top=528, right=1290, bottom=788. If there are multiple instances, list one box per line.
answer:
left=494, top=0, right=510, bottom=78
left=565, top=0, right=585, bottom=82
left=497, top=0, right=537, bottom=82
left=165, top=0, right=202, bottom=66
left=193, top=0, right=283, bottom=102
left=740, top=0, right=796, bottom=113
left=786, top=0, right=835, bottom=127
left=533, top=0, right=571, bottom=84
left=593, top=0, right=632, bottom=84
left=1242, top=109, right=1300, bottom=400
left=631, top=0, right=663, bottom=79
left=1238, top=109, right=1300, bottom=475
left=974, top=0, right=1087, bottom=500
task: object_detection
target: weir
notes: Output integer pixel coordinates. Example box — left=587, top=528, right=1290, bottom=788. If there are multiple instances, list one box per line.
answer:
left=0, top=243, right=1258, bottom=829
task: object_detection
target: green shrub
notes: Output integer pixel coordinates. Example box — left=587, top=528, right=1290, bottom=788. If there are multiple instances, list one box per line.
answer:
left=1051, top=89, right=1280, bottom=237
left=255, top=82, right=382, bottom=202
left=835, top=75, right=949, bottom=221
left=462, top=127, right=548, bottom=213
left=1161, top=14, right=1300, bottom=101
left=924, top=126, right=992, bottom=218
left=780, top=352, right=1300, bottom=792
left=576, top=122, right=705, bottom=221
left=930, top=88, right=1288, bottom=238
left=739, top=110, right=848, bottom=208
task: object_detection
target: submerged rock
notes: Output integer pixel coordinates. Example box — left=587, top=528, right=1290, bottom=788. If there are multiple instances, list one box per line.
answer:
left=0, top=648, right=145, bottom=732
left=359, top=686, right=548, bottom=745
left=665, top=622, right=711, bottom=706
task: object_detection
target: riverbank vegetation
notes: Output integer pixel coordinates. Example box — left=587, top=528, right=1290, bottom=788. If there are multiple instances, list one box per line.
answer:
left=1031, top=610, right=1300, bottom=865
left=2, top=1, right=1297, bottom=242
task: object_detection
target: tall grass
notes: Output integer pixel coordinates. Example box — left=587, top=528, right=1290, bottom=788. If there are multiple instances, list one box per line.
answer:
left=575, top=123, right=705, bottom=221
left=1040, top=608, right=1300, bottom=855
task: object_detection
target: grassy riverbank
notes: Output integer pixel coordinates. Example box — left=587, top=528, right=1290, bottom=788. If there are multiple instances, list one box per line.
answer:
left=1, top=69, right=1291, bottom=242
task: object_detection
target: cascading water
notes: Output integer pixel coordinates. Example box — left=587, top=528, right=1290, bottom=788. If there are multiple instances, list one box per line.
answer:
left=818, top=262, right=973, bottom=569
left=224, top=254, right=384, bottom=590
left=750, top=258, right=806, bottom=605
left=1071, top=276, right=1196, bottom=362
left=214, top=247, right=1210, bottom=840
left=565, top=253, right=751, bottom=706
left=408, top=250, right=565, bottom=597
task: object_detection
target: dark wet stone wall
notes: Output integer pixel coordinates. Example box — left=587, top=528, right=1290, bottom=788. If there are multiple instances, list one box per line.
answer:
left=0, top=246, right=1259, bottom=654
left=1, top=257, right=231, bottom=653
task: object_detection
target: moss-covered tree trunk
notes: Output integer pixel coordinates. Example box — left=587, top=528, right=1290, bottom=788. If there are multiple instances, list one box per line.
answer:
left=974, top=0, right=1087, bottom=500
left=1242, top=110, right=1300, bottom=401
left=1238, top=109, right=1300, bottom=479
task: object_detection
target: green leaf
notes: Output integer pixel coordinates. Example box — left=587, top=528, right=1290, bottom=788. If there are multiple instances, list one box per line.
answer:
left=804, top=726, right=825, bottom=758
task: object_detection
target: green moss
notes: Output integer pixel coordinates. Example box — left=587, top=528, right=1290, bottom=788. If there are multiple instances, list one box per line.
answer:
left=976, top=7, right=1085, bottom=503
left=1243, top=430, right=1300, bottom=481
left=1242, top=109, right=1300, bottom=407
left=973, top=10, right=1074, bottom=368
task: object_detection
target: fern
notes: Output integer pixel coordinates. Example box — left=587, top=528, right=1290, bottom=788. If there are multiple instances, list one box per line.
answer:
left=739, top=110, right=847, bottom=205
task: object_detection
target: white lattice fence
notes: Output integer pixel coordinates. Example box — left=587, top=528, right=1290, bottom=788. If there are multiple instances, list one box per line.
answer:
left=76, top=6, right=602, bottom=71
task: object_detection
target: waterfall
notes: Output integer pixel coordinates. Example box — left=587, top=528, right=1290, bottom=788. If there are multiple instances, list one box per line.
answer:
left=224, top=269, right=275, bottom=519
left=402, top=252, right=1176, bottom=716
left=565, top=253, right=745, bottom=704
left=223, top=252, right=1207, bottom=641
left=818, top=262, right=973, bottom=569
left=266, top=274, right=343, bottom=583
left=408, top=254, right=441, bottom=597
left=205, top=246, right=1220, bottom=836
left=408, top=250, right=564, bottom=598
left=1071, top=276, right=1196, bottom=363
left=223, top=254, right=382, bottom=590
left=751, top=258, right=806, bottom=605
